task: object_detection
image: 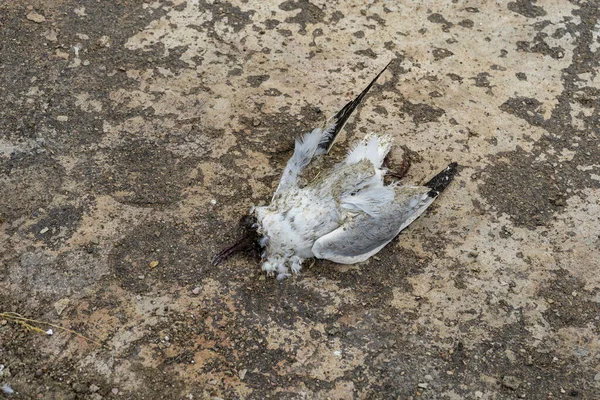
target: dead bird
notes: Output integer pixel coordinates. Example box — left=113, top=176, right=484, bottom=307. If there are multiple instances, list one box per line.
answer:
left=213, top=62, right=458, bottom=279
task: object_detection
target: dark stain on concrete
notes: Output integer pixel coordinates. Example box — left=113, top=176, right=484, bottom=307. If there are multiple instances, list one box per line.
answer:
left=401, top=101, right=445, bottom=124
left=110, top=220, right=205, bottom=293
left=279, top=0, right=325, bottom=34
left=101, top=140, right=198, bottom=207
left=507, top=0, right=547, bottom=18
left=432, top=47, right=454, bottom=60
left=479, top=148, right=567, bottom=228
left=539, top=269, right=600, bottom=329
left=0, top=154, right=64, bottom=223
left=427, top=12, right=454, bottom=32
left=247, top=74, right=271, bottom=87
left=458, top=19, right=474, bottom=28
left=29, top=205, right=86, bottom=248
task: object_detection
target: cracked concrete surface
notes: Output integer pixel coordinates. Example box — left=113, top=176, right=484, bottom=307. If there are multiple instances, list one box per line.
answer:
left=1, top=0, right=599, bottom=399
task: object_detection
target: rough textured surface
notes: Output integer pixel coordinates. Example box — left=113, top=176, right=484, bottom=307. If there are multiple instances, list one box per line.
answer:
left=1, top=1, right=599, bottom=399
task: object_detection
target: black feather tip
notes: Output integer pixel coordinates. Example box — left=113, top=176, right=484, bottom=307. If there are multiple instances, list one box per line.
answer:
left=425, top=162, right=458, bottom=197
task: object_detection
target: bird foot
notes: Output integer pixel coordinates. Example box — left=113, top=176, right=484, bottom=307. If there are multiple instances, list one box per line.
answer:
left=383, top=154, right=411, bottom=180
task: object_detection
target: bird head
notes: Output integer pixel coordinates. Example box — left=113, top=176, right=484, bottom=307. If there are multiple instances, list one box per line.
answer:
left=211, top=213, right=265, bottom=266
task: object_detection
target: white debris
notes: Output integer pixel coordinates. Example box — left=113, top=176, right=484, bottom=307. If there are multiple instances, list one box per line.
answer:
left=74, top=7, right=87, bottom=16
left=1, top=383, right=14, bottom=395
left=45, top=329, right=53, bottom=336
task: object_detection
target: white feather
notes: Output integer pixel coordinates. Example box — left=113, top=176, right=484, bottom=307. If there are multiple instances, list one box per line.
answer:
left=341, top=186, right=396, bottom=216
left=275, top=128, right=325, bottom=196
left=345, top=133, right=392, bottom=167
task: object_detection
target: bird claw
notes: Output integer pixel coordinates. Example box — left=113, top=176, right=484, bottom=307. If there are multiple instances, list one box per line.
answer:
left=383, top=154, right=411, bottom=180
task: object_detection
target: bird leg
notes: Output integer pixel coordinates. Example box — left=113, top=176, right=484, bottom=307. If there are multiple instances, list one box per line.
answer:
left=383, top=153, right=411, bottom=180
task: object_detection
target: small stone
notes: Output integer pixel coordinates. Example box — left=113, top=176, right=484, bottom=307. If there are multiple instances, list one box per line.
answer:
left=468, top=250, right=479, bottom=258
left=72, top=382, right=87, bottom=393
left=35, top=369, right=43, bottom=377
left=83, top=60, right=90, bottom=66
left=0, top=320, right=7, bottom=326
left=252, top=118, right=261, bottom=127
left=502, top=375, right=521, bottom=390
left=475, top=391, right=483, bottom=398
left=74, top=7, right=87, bottom=16
left=89, top=384, right=100, bottom=393
left=54, top=298, right=70, bottom=316
left=56, top=115, right=69, bottom=122
left=149, top=260, right=159, bottom=268
left=40, top=227, right=49, bottom=234
left=44, top=30, right=58, bottom=42
left=238, top=369, right=247, bottom=380
left=417, top=383, right=428, bottom=389
left=547, top=298, right=554, bottom=304
left=111, top=388, right=119, bottom=395
left=571, top=291, right=578, bottom=297
left=192, top=287, right=201, bottom=295
left=27, top=12, right=46, bottom=23
left=424, top=374, right=433, bottom=381
left=98, top=35, right=111, bottom=48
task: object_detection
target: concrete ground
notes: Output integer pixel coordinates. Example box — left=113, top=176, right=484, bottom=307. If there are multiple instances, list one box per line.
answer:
left=1, top=0, right=599, bottom=399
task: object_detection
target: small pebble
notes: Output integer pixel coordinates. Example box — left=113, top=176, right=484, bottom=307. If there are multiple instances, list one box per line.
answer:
left=417, top=383, right=428, bottom=389
left=56, top=115, right=69, bottom=122
left=475, top=391, right=483, bottom=398
left=112, top=388, right=119, bottom=395
left=89, top=384, right=100, bottom=393
left=26, top=12, right=46, bottom=23
left=424, top=374, right=433, bottom=381
left=502, top=375, right=521, bottom=390
left=192, top=287, right=201, bottom=295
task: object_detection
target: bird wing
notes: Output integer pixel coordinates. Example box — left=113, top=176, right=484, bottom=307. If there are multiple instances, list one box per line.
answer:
left=311, top=185, right=434, bottom=264
left=318, top=61, right=392, bottom=154
left=274, top=62, right=392, bottom=197
left=311, top=161, right=458, bottom=264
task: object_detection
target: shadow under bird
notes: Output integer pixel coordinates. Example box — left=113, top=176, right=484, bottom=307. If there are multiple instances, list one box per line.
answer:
left=213, top=62, right=458, bottom=280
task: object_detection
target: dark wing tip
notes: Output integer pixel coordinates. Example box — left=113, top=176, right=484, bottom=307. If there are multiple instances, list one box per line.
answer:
left=319, top=60, right=393, bottom=153
left=426, top=162, right=459, bottom=197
